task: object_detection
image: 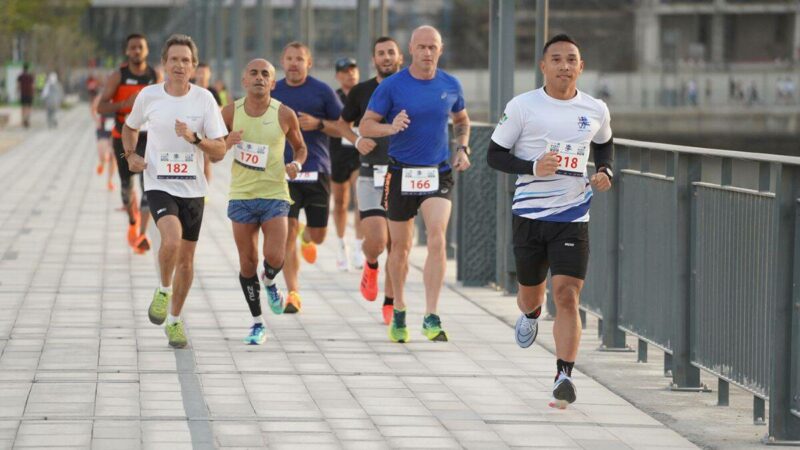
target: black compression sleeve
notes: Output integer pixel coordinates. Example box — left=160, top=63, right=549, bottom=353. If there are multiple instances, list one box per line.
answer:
left=591, top=137, right=614, bottom=172
left=487, top=139, right=534, bottom=175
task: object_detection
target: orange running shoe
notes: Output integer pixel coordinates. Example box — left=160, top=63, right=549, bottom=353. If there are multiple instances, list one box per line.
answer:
left=107, top=181, right=115, bottom=191
left=300, top=239, right=317, bottom=264
left=133, top=234, right=151, bottom=255
left=284, top=291, right=302, bottom=314
left=127, top=223, right=138, bottom=247
left=382, top=304, right=394, bottom=325
left=360, top=264, right=378, bottom=302
left=96, top=163, right=104, bottom=175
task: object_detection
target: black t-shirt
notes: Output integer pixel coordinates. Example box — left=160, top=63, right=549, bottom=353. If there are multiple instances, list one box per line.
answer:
left=330, top=88, right=357, bottom=159
left=341, top=77, right=389, bottom=167
left=208, top=86, right=222, bottom=106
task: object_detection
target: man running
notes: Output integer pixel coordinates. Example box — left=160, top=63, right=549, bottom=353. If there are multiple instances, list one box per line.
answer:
left=123, top=34, right=227, bottom=348
left=97, top=33, right=162, bottom=254
left=487, top=34, right=614, bottom=409
left=272, top=42, right=343, bottom=314
left=91, top=74, right=116, bottom=191
left=222, top=58, right=307, bottom=344
left=330, top=57, right=364, bottom=272
left=193, top=62, right=222, bottom=185
left=339, top=37, right=403, bottom=324
left=17, top=64, right=34, bottom=128
left=360, top=26, right=471, bottom=343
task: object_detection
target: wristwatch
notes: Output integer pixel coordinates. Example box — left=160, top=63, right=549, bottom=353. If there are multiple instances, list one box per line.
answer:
left=316, top=119, right=325, bottom=131
left=290, top=160, right=302, bottom=172
left=191, top=132, right=202, bottom=145
left=456, top=144, right=471, bottom=156
left=598, top=166, right=614, bottom=180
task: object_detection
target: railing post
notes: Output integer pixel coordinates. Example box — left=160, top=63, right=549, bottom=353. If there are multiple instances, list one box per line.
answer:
left=766, top=163, right=800, bottom=443
left=599, top=147, right=628, bottom=350
left=672, top=152, right=704, bottom=390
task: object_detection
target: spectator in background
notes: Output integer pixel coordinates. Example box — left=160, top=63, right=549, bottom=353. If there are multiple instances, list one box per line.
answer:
left=16, top=63, right=34, bottom=128
left=214, top=79, right=229, bottom=106
left=687, top=80, right=698, bottom=106
left=41, top=72, right=63, bottom=129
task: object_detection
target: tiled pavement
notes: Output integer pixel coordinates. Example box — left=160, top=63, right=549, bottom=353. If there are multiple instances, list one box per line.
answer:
left=0, top=107, right=698, bottom=449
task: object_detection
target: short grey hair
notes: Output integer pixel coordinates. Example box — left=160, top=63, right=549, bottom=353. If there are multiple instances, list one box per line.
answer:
left=161, top=34, right=199, bottom=67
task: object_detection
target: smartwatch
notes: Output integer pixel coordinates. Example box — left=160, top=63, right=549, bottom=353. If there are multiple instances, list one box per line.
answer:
left=456, top=145, right=471, bottom=156
left=191, top=132, right=202, bottom=145
left=598, top=166, right=614, bottom=180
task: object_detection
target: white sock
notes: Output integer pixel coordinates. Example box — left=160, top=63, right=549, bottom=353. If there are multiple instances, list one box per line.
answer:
left=253, top=315, right=263, bottom=324
left=160, top=285, right=172, bottom=294
left=167, top=314, right=179, bottom=325
left=264, top=276, right=276, bottom=287
left=354, top=238, right=363, bottom=250
left=337, top=237, right=346, bottom=249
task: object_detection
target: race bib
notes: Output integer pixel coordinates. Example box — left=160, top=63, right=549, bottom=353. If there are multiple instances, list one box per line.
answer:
left=234, top=141, right=269, bottom=171
left=373, top=165, right=388, bottom=188
left=157, top=151, right=198, bottom=180
left=288, top=171, right=319, bottom=183
left=401, top=167, right=438, bottom=195
left=103, top=118, right=115, bottom=131
left=342, top=127, right=359, bottom=147
left=546, top=139, right=590, bottom=177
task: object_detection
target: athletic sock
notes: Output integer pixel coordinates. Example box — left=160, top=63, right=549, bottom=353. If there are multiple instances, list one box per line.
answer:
left=167, top=314, right=179, bottom=325
left=253, top=315, right=263, bottom=325
left=239, top=273, right=262, bottom=317
left=367, top=261, right=379, bottom=270
left=159, top=285, right=172, bottom=294
left=263, top=261, right=283, bottom=287
left=556, top=359, right=574, bottom=378
left=383, top=296, right=394, bottom=306
left=525, top=306, right=542, bottom=320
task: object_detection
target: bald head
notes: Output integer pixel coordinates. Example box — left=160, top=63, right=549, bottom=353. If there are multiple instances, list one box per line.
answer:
left=242, top=58, right=276, bottom=97
left=408, top=25, right=443, bottom=76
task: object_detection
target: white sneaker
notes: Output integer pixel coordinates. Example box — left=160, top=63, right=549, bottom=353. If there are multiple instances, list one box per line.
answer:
left=335, top=239, right=350, bottom=272
left=352, top=239, right=365, bottom=270
left=515, top=313, right=538, bottom=348
left=549, top=371, right=577, bottom=409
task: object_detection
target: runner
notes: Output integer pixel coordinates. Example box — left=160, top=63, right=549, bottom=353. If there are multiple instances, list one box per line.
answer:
left=330, top=57, right=364, bottom=272
left=339, top=36, right=403, bottom=324
left=487, top=34, right=614, bottom=409
left=91, top=72, right=116, bottom=190
left=360, top=26, right=471, bottom=343
left=272, top=41, right=344, bottom=314
left=16, top=63, right=34, bottom=128
left=123, top=34, right=227, bottom=348
left=97, top=33, right=162, bottom=254
left=193, top=62, right=222, bottom=186
left=221, top=58, right=307, bottom=344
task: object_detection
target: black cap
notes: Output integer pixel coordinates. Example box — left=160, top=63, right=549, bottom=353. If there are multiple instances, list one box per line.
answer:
left=334, top=57, right=357, bottom=72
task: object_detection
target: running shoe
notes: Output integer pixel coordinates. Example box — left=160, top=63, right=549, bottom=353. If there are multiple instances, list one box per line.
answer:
left=284, top=291, right=302, bottom=314
left=148, top=288, right=170, bottom=325
left=422, top=313, right=448, bottom=342
left=107, top=181, right=115, bottom=191
left=335, top=240, right=350, bottom=272
left=127, top=223, right=138, bottom=247
left=515, top=313, right=538, bottom=348
left=549, top=371, right=577, bottom=409
left=388, top=308, right=409, bottom=343
left=243, top=323, right=266, bottom=345
left=352, top=240, right=365, bottom=270
left=297, top=223, right=317, bottom=264
left=96, top=163, right=104, bottom=175
left=262, top=275, right=284, bottom=315
left=360, top=264, right=379, bottom=302
left=382, top=304, right=393, bottom=326
left=165, top=321, right=188, bottom=348
left=133, top=234, right=151, bottom=255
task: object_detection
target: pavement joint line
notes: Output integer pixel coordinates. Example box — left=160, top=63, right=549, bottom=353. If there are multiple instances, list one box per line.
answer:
left=174, top=349, right=215, bottom=449
left=0, top=369, right=548, bottom=378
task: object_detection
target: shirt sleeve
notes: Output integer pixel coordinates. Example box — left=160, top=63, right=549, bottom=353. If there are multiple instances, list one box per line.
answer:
left=124, top=89, right=147, bottom=129
left=451, top=77, right=466, bottom=113
left=202, top=93, right=228, bottom=139
left=490, top=97, right=524, bottom=150
left=323, top=84, right=343, bottom=121
left=592, top=101, right=613, bottom=144
left=366, top=81, right=392, bottom=118
left=340, top=85, right=361, bottom=122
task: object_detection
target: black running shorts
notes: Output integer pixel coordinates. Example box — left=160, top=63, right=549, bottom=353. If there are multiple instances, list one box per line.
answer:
left=383, top=166, right=454, bottom=222
left=512, top=215, right=590, bottom=286
left=147, top=190, right=205, bottom=242
left=288, top=173, right=331, bottom=228
left=331, top=146, right=360, bottom=183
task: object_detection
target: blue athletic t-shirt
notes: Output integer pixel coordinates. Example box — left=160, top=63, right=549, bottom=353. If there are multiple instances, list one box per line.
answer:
left=366, top=68, right=465, bottom=166
left=272, top=76, right=342, bottom=173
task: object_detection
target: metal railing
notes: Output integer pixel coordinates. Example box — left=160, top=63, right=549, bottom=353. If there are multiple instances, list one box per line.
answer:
left=454, top=124, right=800, bottom=443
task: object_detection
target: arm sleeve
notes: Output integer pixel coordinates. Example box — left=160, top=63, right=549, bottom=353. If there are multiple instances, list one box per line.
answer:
left=124, top=90, right=146, bottom=129
left=487, top=139, right=534, bottom=175
left=489, top=98, right=524, bottom=149
left=591, top=137, right=614, bottom=172
left=366, top=81, right=391, bottom=118
left=340, top=85, right=361, bottom=122
left=324, top=85, right=343, bottom=120
left=203, top=93, right=228, bottom=139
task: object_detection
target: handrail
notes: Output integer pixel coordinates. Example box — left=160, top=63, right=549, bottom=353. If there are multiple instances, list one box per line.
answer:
left=616, top=138, right=800, bottom=165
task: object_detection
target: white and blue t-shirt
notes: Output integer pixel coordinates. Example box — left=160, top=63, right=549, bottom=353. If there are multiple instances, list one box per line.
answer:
left=490, top=88, right=612, bottom=222
left=367, top=68, right=465, bottom=166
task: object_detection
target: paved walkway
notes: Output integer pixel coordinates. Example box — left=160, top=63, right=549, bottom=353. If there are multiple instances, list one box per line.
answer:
left=0, top=107, right=698, bottom=449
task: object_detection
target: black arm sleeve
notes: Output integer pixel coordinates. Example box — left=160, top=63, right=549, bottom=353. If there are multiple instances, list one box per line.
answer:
left=591, top=137, right=614, bottom=172
left=487, top=139, right=534, bottom=175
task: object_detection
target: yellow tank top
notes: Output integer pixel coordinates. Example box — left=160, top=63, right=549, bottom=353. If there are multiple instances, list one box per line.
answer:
left=229, top=97, right=291, bottom=202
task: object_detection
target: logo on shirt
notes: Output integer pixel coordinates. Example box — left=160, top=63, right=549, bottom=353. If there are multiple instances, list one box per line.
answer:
left=578, top=116, right=591, bottom=131
left=440, top=92, right=447, bottom=100
left=498, top=113, right=508, bottom=126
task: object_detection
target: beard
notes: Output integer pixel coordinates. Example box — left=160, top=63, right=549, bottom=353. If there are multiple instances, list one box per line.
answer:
left=376, top=66, right=399, bottom=78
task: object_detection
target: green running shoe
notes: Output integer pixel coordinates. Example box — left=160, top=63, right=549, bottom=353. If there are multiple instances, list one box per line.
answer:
left=262, top=276, right=284, bottom=315
left=165, top=321, right=188, bottom=348
left=388, top=308, right=409, bottom=343
left=148, top=289, right=170, bottom=325
left=244, top=323, right=267, bottom=345
left=422, top=313, right=448, bottom=342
